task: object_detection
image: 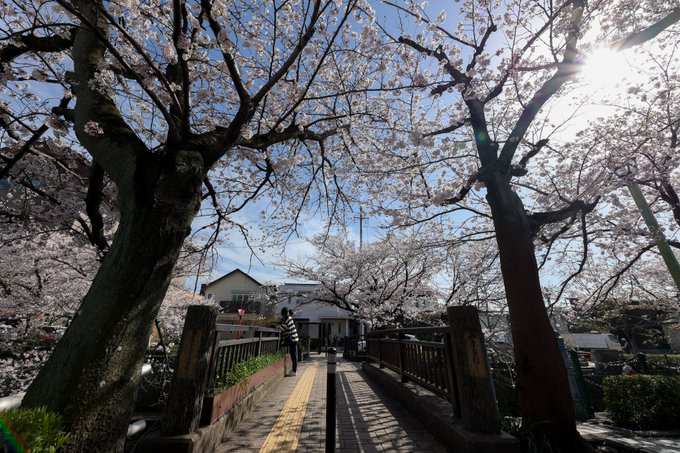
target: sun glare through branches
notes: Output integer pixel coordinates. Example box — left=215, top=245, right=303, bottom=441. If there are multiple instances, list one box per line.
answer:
left=579, top=47, right=640, bottom=96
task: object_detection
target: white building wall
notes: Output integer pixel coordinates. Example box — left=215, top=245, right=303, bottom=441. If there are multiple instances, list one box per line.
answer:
left=276, top=283, right=362, bottom=342
left=205, top=272, right=265, bottom=304
left=204, top=270, right=273, bottom=318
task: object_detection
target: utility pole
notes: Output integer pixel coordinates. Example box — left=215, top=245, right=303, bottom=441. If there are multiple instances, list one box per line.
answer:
left=354, top=206, right=365, bottom=250
left=359, top=206, right=364, bottom=250
left=624, top=176, right=680, bottom=291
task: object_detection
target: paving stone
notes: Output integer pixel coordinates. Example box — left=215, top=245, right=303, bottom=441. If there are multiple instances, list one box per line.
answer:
left=217, top=353, right=680, bottom=453
left=217, top=353, right=448, bottom=452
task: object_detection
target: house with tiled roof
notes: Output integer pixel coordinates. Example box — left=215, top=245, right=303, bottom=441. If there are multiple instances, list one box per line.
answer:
left=201, top=269, right=275, bottom=320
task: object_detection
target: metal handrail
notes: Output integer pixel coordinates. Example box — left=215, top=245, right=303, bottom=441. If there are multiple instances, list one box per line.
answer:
left=216, top=336, right=279, bottom=348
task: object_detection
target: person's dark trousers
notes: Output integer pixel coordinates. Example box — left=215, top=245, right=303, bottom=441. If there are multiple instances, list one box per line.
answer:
left=289, top=342, right=299, bottom=372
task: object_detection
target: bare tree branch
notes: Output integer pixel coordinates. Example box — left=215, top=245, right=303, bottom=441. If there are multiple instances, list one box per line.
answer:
left=0, top=97, right=71, bottom=179
left=528, top=196, right=600, bottom=232
left=0, top=29, right=75, bottom=63
left=511, top=139, right=549, bottom=177
left=613, top=8, right=680, bottom=51
left=398, top=37, right=470, bottom=84
left=200, top=0, right=251, bottom=104
left=497, top=0, right=586, bottom=171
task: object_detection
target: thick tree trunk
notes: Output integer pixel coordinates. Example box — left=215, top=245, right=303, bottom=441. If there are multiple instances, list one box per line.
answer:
left=485, top=173, right=591, bottom=452
left=22, top=152, right=204, bottom=453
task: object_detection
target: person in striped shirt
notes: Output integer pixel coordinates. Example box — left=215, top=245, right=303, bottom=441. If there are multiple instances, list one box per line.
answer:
left=280, top=307, right=299, bottom=376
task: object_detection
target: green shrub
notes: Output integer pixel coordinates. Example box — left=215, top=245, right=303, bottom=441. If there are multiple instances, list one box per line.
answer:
left=209, top=353, right=284, bottom=396
left=0, top=407, right=69, bottom=453
left=604, top=375, right=680, bottom=430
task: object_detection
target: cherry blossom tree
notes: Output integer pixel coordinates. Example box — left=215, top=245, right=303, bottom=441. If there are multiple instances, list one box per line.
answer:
left=286, top=231, right=447, bottom=327
left=0, top=125, right=211, bottom=399
left=545, top=36, right=680, bottom=342
left=3, top=0, right=679, bottom=451
left=0, top=230, right=97, bottom=329
left=0, top=261, right=214, bottom=397
left=1, top=0, right=387, bottom=450
left=0, top=145, right=212, bottom=397
left=349, top=1, right=680, bottom=449
left=0, top=140, right=112, bottom=322
left=156, top=279, right=218, bottom=346
left=0, top=143, right=109, bottom=398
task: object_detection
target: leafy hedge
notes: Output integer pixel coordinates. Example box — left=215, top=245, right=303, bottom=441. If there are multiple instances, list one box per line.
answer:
left=209, top=353, right=284, bottom=396
left=604, top=375, right=680, bottom=430
left=0, top=407, right=69, bottom=453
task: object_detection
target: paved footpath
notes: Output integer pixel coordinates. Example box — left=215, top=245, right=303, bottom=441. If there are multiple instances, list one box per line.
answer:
left=578, top=421, right=680, bottom=453
left=217, top=353, right=448, bottom=453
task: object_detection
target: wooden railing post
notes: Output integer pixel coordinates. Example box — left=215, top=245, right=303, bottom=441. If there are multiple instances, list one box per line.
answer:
left=447, top=306, right=500, bottom=434
left=398, top=333, right=408, bottom=382
left=443, top=333, right=462, bottom=418
left=161, top=305, right=218, bottom=434
left=256, top=329, right=263, bottom=356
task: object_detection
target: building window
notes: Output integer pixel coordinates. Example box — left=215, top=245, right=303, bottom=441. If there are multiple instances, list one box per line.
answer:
left=222, top=299, right=263, bottom=314
left=233, top=293, right=255, bottom=302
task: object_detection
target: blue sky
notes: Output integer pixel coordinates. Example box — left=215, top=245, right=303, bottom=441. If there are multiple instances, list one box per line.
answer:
left=201, top=205, right=373, bottom=285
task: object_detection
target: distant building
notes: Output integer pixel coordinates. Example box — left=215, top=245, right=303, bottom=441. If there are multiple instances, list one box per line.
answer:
left=203, top=270, right=368, bottom=345
left=202, top=269, right=275, bottom=320
left=478, top=307, right=571, bottom=349
left=276, top=282, right=366, bottom=346
left=568, top=298, right=680, bottom=353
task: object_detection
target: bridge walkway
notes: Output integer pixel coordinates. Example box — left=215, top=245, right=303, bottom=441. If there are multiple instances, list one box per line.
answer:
left=216, top=353, right=448, bottom=453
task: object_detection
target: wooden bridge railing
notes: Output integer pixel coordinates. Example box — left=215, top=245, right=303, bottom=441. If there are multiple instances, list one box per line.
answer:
left=362, top=306, right=501, bottom=435
left=209, top=324, right=280, bottom=387
left=161, top=306, right=282, bottom=434
left=365, top=327, right=458, bottom=412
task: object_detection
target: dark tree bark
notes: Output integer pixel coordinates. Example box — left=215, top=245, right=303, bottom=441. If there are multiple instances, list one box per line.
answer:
left=23, top=151, right=205, bottom=452
left=18, top=0, right=332, bottom=451
left=484, top=172, right=589, bottom=451
left=21, top=2, right=207, bottom=451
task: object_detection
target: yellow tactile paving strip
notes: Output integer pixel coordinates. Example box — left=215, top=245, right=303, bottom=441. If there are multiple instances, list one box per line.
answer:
left=258, top=362, right=319, bottom=453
